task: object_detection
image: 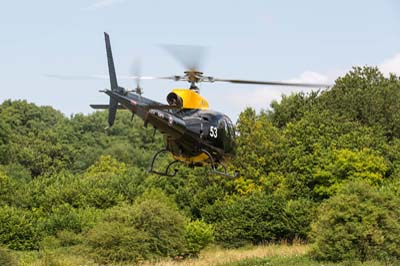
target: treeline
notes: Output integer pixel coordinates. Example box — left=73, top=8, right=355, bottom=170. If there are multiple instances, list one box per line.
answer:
left=1, top=66, right=400, bottom=264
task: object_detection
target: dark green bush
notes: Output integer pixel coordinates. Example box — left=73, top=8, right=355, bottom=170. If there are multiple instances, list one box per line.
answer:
left=202, top=192, right=290, bottom=248
left=284, top=198, right=317, bottom=240
left=309, top=181, right=400, bottom=262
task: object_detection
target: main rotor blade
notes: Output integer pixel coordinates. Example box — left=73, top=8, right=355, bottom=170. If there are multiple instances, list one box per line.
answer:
left=162, top=44, right=207, bottom=71
left=44, top=74, right=108, bottom=80
left=213, top=78, right=332, bottom=88
left=45, top=74, right=172, bottom=81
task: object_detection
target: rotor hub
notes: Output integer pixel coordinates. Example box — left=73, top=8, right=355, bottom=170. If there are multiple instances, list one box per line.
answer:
left=184, top=70, right=203, bottom=83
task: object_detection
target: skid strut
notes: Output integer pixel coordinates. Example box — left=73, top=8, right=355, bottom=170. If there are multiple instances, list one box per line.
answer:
left=200, top=149, right=239, bottom=178
left=148, top=149, right=181, bottom=177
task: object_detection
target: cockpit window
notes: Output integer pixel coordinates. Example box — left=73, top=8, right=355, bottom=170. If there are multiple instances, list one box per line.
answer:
left=224, top=117, right=235, bottom=138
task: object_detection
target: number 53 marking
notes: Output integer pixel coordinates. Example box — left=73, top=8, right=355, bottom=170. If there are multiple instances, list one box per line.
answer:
left=210, top=126, right=218, bottom=138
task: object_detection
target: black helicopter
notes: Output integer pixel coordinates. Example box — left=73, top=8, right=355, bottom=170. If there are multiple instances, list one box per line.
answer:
left=91, top=33, right=329, bottom=177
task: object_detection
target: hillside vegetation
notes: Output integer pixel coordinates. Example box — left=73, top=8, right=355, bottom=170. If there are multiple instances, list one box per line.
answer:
left=1, top=66, right=400, bottom=265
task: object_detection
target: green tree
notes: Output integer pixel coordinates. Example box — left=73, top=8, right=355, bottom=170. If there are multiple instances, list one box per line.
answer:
left=316, top=67, right=400, bottom=139
left=269, top=90, right=319, bottom=128
left=234, top=108, right=285, bottom=191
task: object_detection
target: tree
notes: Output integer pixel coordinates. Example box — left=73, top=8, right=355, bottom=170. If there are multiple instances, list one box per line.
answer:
left=316, top=67, right=400, bottom=139
left=233, top=108, right=285, bottom=191
left=269, top=90, right=319, bottom=128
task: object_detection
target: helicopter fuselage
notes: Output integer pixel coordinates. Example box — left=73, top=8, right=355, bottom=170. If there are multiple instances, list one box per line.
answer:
left=104, top=90, right=236, bottom=166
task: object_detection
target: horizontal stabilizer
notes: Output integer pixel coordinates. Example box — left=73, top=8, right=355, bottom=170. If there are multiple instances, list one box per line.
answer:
left=90, top=104, right=125, bottom=110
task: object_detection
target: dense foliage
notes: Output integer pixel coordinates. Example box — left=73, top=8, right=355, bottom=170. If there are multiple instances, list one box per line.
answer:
left=0, top=66, right=399, bottom=263
left=310, top=181, right=400, bottom=262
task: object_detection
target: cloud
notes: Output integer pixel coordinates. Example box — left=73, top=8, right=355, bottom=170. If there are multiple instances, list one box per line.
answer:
left=221, top=52, right=400, bottom=121
left=85, top=0, right=125, bottom=10
left=378, top=53, right=400, bottom=76
left=286, top=71, right=330, bottom=84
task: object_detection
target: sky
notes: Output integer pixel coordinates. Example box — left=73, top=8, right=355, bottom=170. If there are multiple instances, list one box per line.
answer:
left=1, top=0, right=400, bottom=121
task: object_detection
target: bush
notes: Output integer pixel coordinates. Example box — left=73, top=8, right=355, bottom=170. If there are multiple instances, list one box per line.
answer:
left=0, top=205, right=40, bottom=250
left=284, top=198, right=317, bottom=241
left=86, top=190, right=187, bottom=262
left=40, top=204, right=83, bottom=236
left=87, top=221, right=150, bottom=263
left=309, top=181, right=400, bottom=262
left=184, top=220, right=214, bottom=257
left=133, top=196, right=186, bottom=257
left=39, top=205, right=102, bottom=238
left=202, top=192, right=290, bottom=248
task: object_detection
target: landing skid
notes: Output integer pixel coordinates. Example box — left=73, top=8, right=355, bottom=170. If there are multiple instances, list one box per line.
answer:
left=201, top=149, right=239, bottom=178
left=148, top=149, right=180, bottom=177
left=148, top=149, right=239, bottom=178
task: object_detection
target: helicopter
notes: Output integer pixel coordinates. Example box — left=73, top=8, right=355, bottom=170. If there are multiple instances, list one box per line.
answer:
left=91, top=32, right=330, bottom=177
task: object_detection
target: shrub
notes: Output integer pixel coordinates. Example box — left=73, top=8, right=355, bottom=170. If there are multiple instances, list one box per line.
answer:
left=87, top=221, right=150, bottom=263
left=202, top=192, right=290, bottom=248
left=284, top=198, right=317, bottom=241
left=40, top=204, right=83, bottom=236
left=131, top=192, right=186, bottom=257
left=184, top=220, right=214, bottom=257
left=309, top=181, right=400, bottom=262
left=86, top=190, right=187, bottom=262
left=0, top=205, right=40, bottom=250
left=39, top=205, right=102, bottom=238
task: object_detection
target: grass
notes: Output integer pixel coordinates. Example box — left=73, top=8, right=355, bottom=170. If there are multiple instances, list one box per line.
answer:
left=13, top=244, right=393, bottom=266
left=218, top=256, right=387, bottom=266
left=142, top=243, right=308, bottom=266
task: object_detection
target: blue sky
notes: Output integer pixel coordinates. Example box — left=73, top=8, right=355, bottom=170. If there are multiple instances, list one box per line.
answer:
left=1, top=0, right=399, bottom=121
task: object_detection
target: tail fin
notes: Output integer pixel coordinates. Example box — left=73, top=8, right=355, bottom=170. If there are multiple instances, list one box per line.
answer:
left=104, top=32, right=120, bottom=127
